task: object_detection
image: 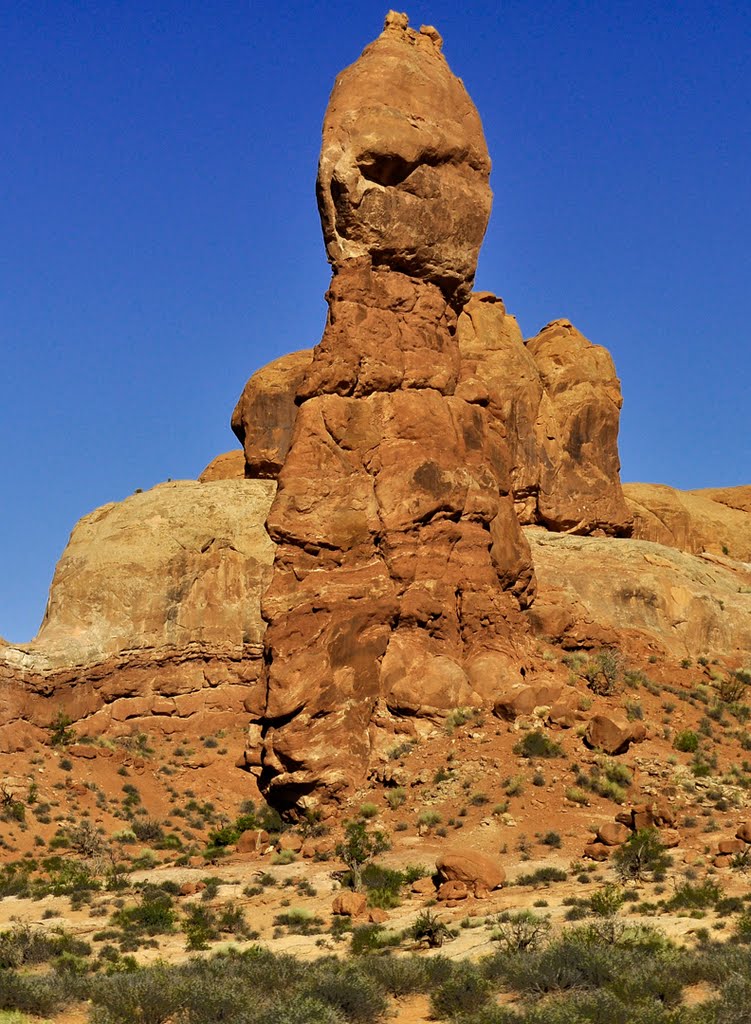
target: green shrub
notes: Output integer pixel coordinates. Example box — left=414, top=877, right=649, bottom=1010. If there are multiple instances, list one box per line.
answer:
left=514, top=729, right=563, bottom=759
left=430, top=962, right=491, bottom=1019
left=516, top=866, right=568, bottom=887
left=674, top=730, right=699, bottom=753
left=612, top=829, right=671, bottom=882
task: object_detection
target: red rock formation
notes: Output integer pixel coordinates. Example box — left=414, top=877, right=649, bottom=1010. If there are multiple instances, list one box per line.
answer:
left=457, top=293, right=632, bottom=535
left=231, top=350, right=314, bottom=478
left=254, top=14, right=535, bottom=812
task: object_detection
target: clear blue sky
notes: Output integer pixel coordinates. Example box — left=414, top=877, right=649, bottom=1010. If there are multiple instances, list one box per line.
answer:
left=2, top=1, right=750, bottom=643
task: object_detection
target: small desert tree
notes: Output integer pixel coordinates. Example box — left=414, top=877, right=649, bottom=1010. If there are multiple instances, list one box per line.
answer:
left=613, top=828, right=670, bottom=883
left=335, top=820, right=389, bottom=892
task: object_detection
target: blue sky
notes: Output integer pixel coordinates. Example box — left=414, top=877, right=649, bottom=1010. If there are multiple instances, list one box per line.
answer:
left=2, top=0, right=750, bottom=643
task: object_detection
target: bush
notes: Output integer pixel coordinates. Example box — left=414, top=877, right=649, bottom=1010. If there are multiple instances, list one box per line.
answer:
left=516, top=866, right=568, bottom=887
left=514, top=730, right=563, bottom=759
left=430, top=962, right=491, bottom=1019
left=612, top=829, right=671, bottom=882
left=492, top=910, right=551, bottom=953
left=583, top=649, right=622, bottom=695
left=336, top=822, right=390, bottom=892
left=674, top=730, right=699, bottom=753
left=409, top=910, right=452, bottom=948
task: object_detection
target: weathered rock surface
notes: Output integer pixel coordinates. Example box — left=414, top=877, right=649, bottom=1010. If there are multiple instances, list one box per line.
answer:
left=254, top=14, right=536, bottom=811
left=457, top=294, right=632, bottom=535
left=527, top=528, right=751, bottom=659
left=0, top=479, right=276, bottom=747
left=198, top=449, right=246, bottom=482
left=436, top=849, right=505, bottom=893
left=316, top=10, right=491, bottom=309
left=625, top=483, right=751, bottom=561
left=231, top=350, right=314, bottom=478
left=584, top=715, right=641, bottom=756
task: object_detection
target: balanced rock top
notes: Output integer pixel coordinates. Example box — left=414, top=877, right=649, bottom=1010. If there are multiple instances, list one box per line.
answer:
left=316, top=10, right=492, bottom=308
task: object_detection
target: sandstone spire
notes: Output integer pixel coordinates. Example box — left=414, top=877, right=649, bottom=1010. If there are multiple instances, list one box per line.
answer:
left=253, top=13, right=535, bottom=812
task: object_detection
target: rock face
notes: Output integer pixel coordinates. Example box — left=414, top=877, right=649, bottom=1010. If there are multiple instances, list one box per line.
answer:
left=625, top=483, right=751, bottom=561
left=528, top=528, right=751, bottom=659
left=0, top=480, right=276, bottom=748
left=457, top=294, right=632, bottom=535
left=231, top=351, right=314, bottom=478
left=316, top=10, right=492, bottom=310
left=253, top=13, right=535, bottom=811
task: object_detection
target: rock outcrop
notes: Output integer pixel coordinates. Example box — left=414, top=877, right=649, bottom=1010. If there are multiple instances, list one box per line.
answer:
left=625, top=483, right=751, bottom=561
left=252, top=13, right=536, bottom=811
left=527, top=528, right=751, bottom=659
left=457, top=294, right=632, bottom=535
left=231, top=350, right=314, bottom=478
left=0, top=479, right=275, bottom=750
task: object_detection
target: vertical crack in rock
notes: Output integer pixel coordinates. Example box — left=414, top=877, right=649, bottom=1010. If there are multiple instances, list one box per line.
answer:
left=255, top=12, right=536, bottom=813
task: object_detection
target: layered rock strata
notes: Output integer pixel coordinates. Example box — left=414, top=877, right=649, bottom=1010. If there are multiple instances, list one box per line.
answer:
left=0, top=480, right=275, bottom=751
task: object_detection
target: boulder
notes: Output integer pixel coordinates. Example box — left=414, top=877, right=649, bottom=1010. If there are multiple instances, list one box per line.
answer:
left=736, top=823, right=751, bottom=844
left=436, top=850, right=505, bottom=894
left=235, top=829, right=269, bottom=854
left=368, top=908, right=389, bottom=924
left=411, top=876, right=437, bottom=896
left=437, top=879, right=468, bottom=901
left=718, top=839, right=745, bottom=856
left=278, top=832, right=303, bottom=853
left=584, top=715, right=636, bottom=756
left=597, top=822, right=630, bottom=846
left=198, top=450, right=246, bottom=482
left=332, top=891, right=367, bottom=917
left=493, top=683, right=563, bottom=721
left=583, top=842, right=610, bottom=861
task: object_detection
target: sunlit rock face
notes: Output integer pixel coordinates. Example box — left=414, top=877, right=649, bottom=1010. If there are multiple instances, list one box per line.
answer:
left=316, top=10, right=492, bottom=311
left=254, top=13, right=535, bottom=814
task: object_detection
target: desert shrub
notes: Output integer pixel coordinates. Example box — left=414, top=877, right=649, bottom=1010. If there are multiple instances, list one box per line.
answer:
left=273, top=908, right=325, bottom=936
left=384, top=788, right=406, bottom=810
left=674, top=730, right=699, bottom=753
left=358, top=863, right=406, bottom=909
left=0, top=972, right=72, bottom=1016
left=541, top=830, right=562, bottom=848
left=112, top=887, right=175, bottom=935
left=253, top=996, right=347, bottom=1024
left=49, top=712, right=76, bottom=747
left=430, top=962, right=491, bottom=1019
left=492, top=910, right=551, bottom=953
left=88, top=965, right=185, bottom=1024
left=667, top=880, right=723, bottom=911
left=362, top=955, right=430, bottom=996
left=515, top=866, right=568, bottom=887
left=336, top=821, right=390, bottom=891
left=409, top=910, right=452, bottom=948
left=583, top=649, right=622, bottom=695
left=565, top=786, right=590, bottom=806
left=130, top=818, right=164, bottom=843
left=303, top=961, right=388, bottom=1024
left=514, top=730, right=563, bottom=759
left=717, top=672, right=749, bottom=704
left=612, top=829, right=671, bottom=882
